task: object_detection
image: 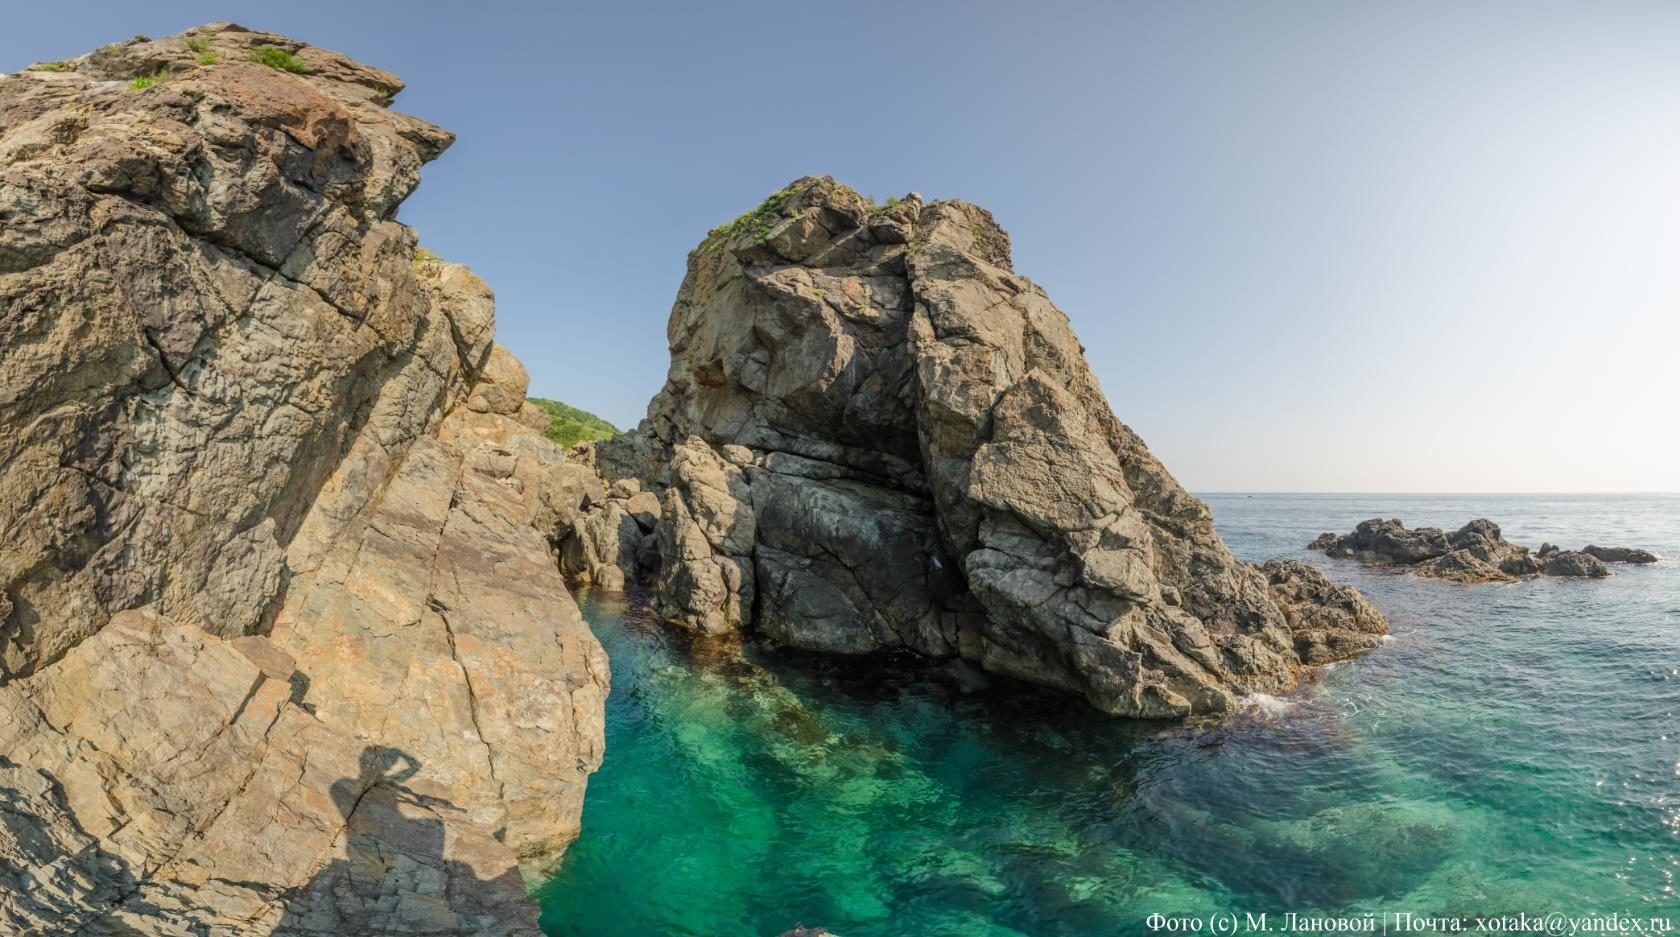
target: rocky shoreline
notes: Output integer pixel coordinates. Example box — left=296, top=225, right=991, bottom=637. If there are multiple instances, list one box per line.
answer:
left=1309, top=518, right=1658, bottom=583
left=0, top=22, right=1423, bottom=937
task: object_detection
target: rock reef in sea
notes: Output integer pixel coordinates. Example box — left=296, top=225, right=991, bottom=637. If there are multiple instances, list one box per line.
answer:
left=0, top=24, right=606, bottom=934
left=561, top=176, right=1389, bottom=719
left=1309, top=518, right=1659, bottom=583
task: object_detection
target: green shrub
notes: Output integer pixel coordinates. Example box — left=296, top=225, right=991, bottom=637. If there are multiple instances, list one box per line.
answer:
left=36, top=61, right=69, bottom=72
left=248, top=45, right=311, bottom=74
left=128, top=71, right=168, bottom=90
left=527, top=398, right=619, bottom=448
left=196, top=51, right=220, bottom=66
left=184, top=36, right=211, bottom=53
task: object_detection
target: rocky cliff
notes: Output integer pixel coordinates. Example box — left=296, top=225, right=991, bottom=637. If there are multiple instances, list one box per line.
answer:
left=566, top=177, right=1387, bottom=719
left=1, top=25, right=606, bottom=935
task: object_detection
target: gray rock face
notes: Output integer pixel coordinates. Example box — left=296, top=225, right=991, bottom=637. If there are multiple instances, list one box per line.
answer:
left=1581, top=544, right=1659, bottom=564
left=1310, top=518, right=1649, bottom=581
left=1538, top=550, right=1610, bottom=578
left=1, top=25, right=605, bottom=934
left=570, top=176, right=1386, bottom=718
left=1258, top=560, right=1388, bottom=664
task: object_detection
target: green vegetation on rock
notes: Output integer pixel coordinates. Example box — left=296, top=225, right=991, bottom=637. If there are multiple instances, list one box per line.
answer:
left=413, top=246, right=444, bottom=278
left=128, top=72, right=167, bottom=90
left=702, top=185, right=795, bottom=253
left=527, top=398, right=618, bottom=448
left=248, top=45, right=311, bottom=74
left=35, top=61, right=69, bottom=72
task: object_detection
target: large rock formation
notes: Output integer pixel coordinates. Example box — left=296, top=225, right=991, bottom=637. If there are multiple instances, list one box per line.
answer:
left=567, top=177, right=1387, bottom=719
left=1, top=25, right=605, bottom=934
left=1309, top=518, right=1659, bottom=583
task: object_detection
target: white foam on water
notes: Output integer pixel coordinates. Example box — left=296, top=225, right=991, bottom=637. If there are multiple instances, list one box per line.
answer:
left=1239, top=693, right=1296, bottom=717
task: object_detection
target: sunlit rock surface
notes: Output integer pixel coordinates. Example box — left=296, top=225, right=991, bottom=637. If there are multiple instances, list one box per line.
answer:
left=0, top=24, right=605, bottom=934
left=568, top=177, right=1387, bottom=719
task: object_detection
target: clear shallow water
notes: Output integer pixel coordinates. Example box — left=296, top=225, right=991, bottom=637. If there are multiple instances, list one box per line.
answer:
left=536, top=494, right=1680, bottom=936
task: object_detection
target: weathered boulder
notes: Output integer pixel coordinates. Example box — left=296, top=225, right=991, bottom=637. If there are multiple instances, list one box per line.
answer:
left=1539, top=550, right=1611, bottom=578
left=1414, top=550, right=1516, bottom=584
left=1311, top=518, right=1648, bottom=582
left=1582, top=544, right=1659, bottom=564
left=0, top=25, right=606, bottom=934
left=568, top=176, right=1386, bottom=718
left=1258, top=560, right=1389, bottom=664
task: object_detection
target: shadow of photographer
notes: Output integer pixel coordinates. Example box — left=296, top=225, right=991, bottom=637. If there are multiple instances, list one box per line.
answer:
left=272, top=745, right=540, bottom=936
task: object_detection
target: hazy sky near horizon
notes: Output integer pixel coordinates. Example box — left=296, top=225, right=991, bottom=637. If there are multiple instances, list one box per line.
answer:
left=7, top=1, right=1677, bottom=492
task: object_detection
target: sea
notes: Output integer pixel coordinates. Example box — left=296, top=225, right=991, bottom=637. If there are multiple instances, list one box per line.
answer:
left=535, top=494, right=1680, bottom=936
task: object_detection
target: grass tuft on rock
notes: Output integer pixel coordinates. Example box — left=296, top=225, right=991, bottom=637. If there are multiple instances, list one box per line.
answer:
left=527, top=398, right=618, bottom=448
left=128, top=71, right=168, bottom=90
left=702, top=185, right=796, bottom=254
left=413, top=247, right=444, bottom=278
left=36, top=61, right=70, bottom=72
left=248, top=45, right=311, bottom=74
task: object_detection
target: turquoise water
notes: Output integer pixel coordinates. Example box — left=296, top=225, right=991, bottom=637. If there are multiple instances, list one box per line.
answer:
left=536, top=494, right=1680, bottom=936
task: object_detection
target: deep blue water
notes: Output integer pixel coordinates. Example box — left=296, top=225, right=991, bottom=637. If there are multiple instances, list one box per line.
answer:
left=537, top=494, right=1680, bottom=935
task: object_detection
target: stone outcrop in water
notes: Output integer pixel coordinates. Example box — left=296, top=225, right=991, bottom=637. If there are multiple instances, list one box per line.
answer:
left=565, top=176, right=1387, bottom=719
left=1309, top=518, right=1658, bottom=583
left=1580, top=544, right=1659, bottom=565
left=0, top=25, right=606, bottom=934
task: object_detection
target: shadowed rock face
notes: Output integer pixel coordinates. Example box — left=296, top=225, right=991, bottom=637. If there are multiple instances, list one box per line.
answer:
left=1309, top=518, right=1658, bottom=583
left=570, top=176, right=1387, bottom=719
left=1, top=25, right=605, bottom=934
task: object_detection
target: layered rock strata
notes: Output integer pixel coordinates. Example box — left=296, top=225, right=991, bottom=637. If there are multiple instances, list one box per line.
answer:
left=1309, top=518, right=1659, bottom=583
left=1, top=25, right=605, bottom=934
left=565, top=176, right=1387, bottom=719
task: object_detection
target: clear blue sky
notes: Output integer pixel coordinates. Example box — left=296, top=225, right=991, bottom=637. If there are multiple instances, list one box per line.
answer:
left=8, top=1, right=1678, bottom=491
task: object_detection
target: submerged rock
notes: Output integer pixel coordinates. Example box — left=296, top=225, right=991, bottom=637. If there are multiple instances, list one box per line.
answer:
left=0, top=24, right=605, bottom=934
left=566, top=176, right=1386, bottom=719
left=1310, top=518, right=1649, bottom=581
